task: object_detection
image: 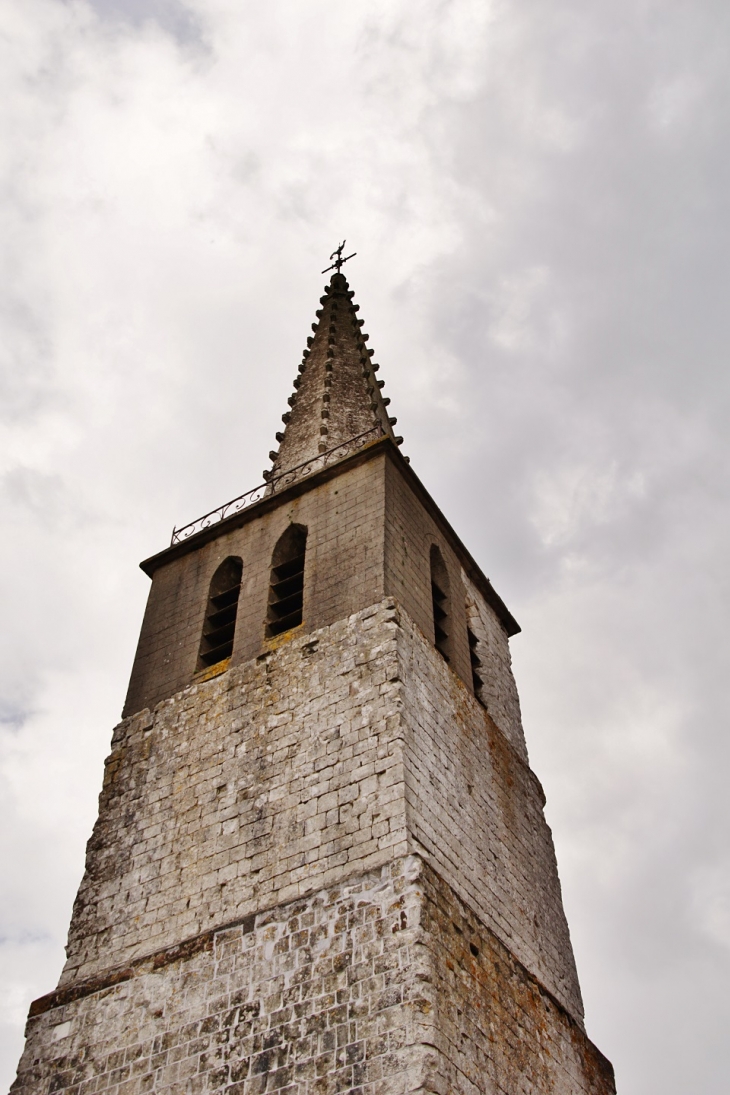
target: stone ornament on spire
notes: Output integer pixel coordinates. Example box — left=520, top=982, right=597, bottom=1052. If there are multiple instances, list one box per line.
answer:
left=265, top=250, right=402, bottom=486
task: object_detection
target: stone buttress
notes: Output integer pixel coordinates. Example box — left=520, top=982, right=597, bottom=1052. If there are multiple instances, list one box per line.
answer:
left=12, top=270, right=615, bottom=1095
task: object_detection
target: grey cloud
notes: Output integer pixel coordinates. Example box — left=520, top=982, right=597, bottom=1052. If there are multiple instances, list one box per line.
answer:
left=85, top=0, right=203, bottom=44
left=0, top=705, right=33, bottom=733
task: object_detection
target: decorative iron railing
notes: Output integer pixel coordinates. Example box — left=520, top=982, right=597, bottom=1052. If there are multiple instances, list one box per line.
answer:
left=171, top=424, right=383, bottom=545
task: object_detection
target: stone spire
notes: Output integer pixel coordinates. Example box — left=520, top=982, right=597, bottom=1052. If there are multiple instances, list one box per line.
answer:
left=265, top=272, right=401, bottom=483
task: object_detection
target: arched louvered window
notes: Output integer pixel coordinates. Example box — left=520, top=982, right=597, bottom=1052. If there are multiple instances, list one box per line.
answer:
left=197, top=557, right=243, bottom=671
left=266, top=524, right=307, bottom=637
left=467, top=626, right=485, bottom=701
left=430, top=545, right=452, bottom=663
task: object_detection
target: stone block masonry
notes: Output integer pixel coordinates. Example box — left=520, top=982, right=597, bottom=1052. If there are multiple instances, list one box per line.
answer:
left=398, top=609, right=583, bottom=1023
left=13, top=857, right=613, bottom=1095
left=124, top=454, right=389, bottom=718
left=417, top=859, right=614, bottom=1095
left=58, top=598, right=579, bottom=1024
left=13, top=582, right=612, bottom=1094
left=62, top=601, right=408, bottom=988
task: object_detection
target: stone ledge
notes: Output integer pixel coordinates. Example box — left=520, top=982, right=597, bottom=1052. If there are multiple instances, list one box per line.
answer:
left=21, top=856, right=613, bottom=1094
left=29, top=911, right=257, bottom=1018
left=33, top=854, right=586, bottom=1045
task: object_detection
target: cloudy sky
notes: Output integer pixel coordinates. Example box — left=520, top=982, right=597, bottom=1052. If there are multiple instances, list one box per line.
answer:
left=2, top=0, right=729, bottom=1090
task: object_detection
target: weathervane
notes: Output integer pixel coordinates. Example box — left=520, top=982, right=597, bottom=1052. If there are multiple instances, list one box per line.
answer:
left=322, top=240, right=356, bottom=275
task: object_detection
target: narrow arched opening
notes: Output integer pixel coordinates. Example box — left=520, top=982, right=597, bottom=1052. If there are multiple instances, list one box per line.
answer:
left=430, top=544, right=452, bottom=663
left=467, top=625, right=485, bottom=701
left=266, top=524, right=307, bottom=637
left=197, top=556, right=243, bottom=671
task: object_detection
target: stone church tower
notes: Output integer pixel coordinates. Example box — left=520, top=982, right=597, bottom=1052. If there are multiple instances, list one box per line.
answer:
left=12, top=266, right=615, bottom=1095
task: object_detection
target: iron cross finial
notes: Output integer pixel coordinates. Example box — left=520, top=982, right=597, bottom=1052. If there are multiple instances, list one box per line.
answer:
left=322, top=240, right=356, bottom=275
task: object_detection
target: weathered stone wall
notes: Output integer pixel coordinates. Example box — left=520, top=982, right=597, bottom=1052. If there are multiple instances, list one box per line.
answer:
left=13, top=857, right=613, bottom=1095
left=66, top=597, right=582, bottom=1029
left=14, top=591, right=611, bottom=1094
left=66, top=602, right=406, bottom=987
left=13, top=859, right=429, bottom=1095
left=398, top=609, right=584, bottom=1023
left=418, top=858, right=615, bottom=1095
left=124, top=456, right=388, bottom=718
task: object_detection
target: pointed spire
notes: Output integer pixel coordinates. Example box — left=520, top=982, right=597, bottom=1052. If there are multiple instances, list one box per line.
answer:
left=265, top=271, right=401, bottom=485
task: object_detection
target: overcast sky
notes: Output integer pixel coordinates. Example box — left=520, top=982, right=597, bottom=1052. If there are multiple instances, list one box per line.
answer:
left=2, top=1, right=729, bottom=1091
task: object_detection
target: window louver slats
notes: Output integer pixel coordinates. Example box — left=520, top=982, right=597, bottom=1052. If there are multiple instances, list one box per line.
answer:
left=266, top=529, right=306, bottom=638
left=198, top=563, right=243, bottom=671
left=468, top=626, right=485, bottom=701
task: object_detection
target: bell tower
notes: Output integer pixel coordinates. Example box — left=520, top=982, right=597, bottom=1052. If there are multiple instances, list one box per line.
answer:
left=12, top=262, right=615, bottom=1095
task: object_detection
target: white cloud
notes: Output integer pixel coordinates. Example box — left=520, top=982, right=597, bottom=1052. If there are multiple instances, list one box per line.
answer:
left=531, top=459, right=647, bottom=548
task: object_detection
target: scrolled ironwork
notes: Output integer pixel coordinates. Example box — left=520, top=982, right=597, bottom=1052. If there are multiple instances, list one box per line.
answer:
left=171, top=425, right=382, bottom=545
